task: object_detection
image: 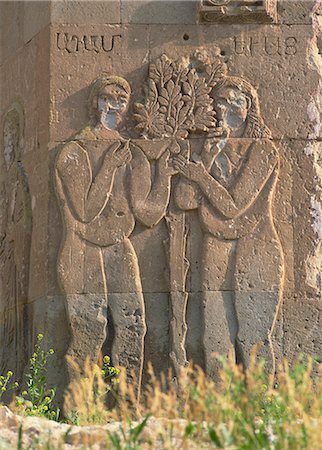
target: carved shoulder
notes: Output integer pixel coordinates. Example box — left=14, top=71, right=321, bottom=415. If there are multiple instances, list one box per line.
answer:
left=56, top=141, right=92, bottom=181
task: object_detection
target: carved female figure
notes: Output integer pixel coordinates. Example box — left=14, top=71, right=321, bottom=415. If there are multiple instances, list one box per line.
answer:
left=55, top=75, right=175, bottom=394
left=174, top=76, right=284, bottom=376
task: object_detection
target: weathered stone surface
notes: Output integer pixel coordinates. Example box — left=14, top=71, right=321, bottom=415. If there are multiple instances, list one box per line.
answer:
left=0, top=0, right=321, bottom=395
left=121, top=0, right=197, bottom=24
left=198, top=0, right=278, bottom=24
left=51, top=1, right=121, bottom=25
left=0, top=406, right=194, bottom=450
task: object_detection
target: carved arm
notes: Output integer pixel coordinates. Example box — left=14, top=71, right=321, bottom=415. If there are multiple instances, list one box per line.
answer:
left=56, top=141, right=124, bottom=223
left=173, top=140, right=278, bottom=219
left=130, top=145, right=173, bottom=227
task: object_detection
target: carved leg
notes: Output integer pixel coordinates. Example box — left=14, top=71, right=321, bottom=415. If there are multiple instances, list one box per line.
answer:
left=202, top=236, right=237, bottom=379
left=58, top=232, right=108, bottom=381
left=65, top=293, right=108, bottom=379
left=234, top=222, right=284, bottom=372
left=203, top=291, right=236, bottom=380
left=103, top=238, right=146, bottom=398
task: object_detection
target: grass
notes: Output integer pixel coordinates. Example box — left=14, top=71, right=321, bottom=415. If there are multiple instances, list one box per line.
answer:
left=64, top=347, right=322, bottom=449
left=0, top=338, right=321, bottom=449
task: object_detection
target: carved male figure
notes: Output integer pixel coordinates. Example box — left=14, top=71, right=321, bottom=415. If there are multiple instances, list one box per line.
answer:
left=174, top=76, right=283, bottom=375
left=55, top=75, right=175, bottom=393
left=0, top=105, right=32, bottom=378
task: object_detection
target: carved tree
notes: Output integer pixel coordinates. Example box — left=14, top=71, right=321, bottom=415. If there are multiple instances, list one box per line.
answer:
left=134, top=54, right=227, bottom=378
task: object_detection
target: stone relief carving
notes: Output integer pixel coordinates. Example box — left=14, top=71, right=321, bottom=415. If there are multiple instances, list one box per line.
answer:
left=55, top=75, right=176, bottom=396
left=134, top=54, right=224, bottom=377
left=55, top=51, right=284, bottom=386
left=0, top=103, right=32, bottom=379
left=135, top=52, right=283, bottom=377
left=172, top=72, right=283, bottom=377
left=198, top=0, right=278, bottom=23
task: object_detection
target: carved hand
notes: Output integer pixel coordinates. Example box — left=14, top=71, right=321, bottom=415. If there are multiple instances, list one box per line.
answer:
left=103, top=141, right=132, bottom=170
left=172, top=155, right=207, bottom=183
left=158, top=149, right=178, bottom=176
left=208, top=123, right=226, bottom=138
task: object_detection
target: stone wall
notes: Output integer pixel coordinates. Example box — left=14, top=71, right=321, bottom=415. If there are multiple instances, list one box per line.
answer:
left=0, top=0, right=321, bottom=391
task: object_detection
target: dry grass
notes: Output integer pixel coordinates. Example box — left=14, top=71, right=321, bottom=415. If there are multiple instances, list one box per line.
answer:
left=64, top=348, right=322, bottom=449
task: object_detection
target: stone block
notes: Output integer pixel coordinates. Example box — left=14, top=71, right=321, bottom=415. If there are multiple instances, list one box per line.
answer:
left=23, top=1, right=51, bottom=44
left=51, top=0, right=121, bottom=25
left=121, top=0, right=197, bottom=24
left=0, top=2, right=24, bottom=65
left=283, top=296, right=322, bottom=363
left=278, top=0, right=315, bottom=24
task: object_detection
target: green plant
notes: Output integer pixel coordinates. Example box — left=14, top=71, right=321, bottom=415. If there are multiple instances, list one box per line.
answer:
left=64, top=355, right=120, bottom=425
left=108, top=350, right=322, bottom=450
left=102, top=355, right=120, bottom=387
left=16, top=334, right=59, bottom=421
left=108, top=415, right=150, bottom=450
left=0, top=370, right=19, bottom=403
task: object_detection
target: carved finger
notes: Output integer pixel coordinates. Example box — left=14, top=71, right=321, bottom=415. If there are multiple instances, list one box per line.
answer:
left=174, top=164, right=189, bottom=177
left=209, top=127, right=224, bottom=137
left=172, top=160, right=186, bottom=170
left=117, top=149, right=131, bottom=163
left=176, top=154, right=188, bottom=164
left=172, top=156, right=181, bottom=165
left=124, top=151, right=132, bottom=163
left=109, top=142, right=122, bottom=154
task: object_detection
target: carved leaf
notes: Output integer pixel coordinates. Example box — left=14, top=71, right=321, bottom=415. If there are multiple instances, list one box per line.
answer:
left=150, top=54, right=174, bottom=87
left=172, top=93, right=182, bottom=105
left=178, top=104, right=190, bottom=125
left=176, top=129, right=189, bottom=139
left=166, top=79, right=175, bottom=96
left=148, top=79, right=159, bottom=104
left=206, top=62, right=228, bottom=87
left=194, top=107, right=217, bottom=132
left=165, top=124, right=174, bottom=135
left=160, top=87, right=169, bottom=100
left=182, top=94, right=192, bottom=103
left=182, top=82, right=192, bottom=95
left=169, top=117, right=176, bottom=129
left=158, top=97, right=168, bottom=106
left=135, top=53, right=222, bottom=139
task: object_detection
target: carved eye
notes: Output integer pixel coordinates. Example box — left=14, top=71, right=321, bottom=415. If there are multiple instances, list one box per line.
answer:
left=235, top=96, right=247, bottom=108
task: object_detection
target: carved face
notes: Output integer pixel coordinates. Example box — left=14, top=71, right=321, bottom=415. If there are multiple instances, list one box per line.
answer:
left=215, top=87, right=251, bottom=135
left=97, top=84, right=130, bottom=130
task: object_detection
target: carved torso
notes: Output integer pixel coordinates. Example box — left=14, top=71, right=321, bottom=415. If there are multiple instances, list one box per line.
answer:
left=210, top=139, right=250, bottom=188
left=56, top=139, right=135, bottom=247
left=199, top=139, right=279, bottom=239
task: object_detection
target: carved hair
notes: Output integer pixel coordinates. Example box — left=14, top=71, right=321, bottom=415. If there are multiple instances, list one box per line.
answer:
left=88, top=74, right=131, bottom=123
left=212, top=76, right=272, bottom=138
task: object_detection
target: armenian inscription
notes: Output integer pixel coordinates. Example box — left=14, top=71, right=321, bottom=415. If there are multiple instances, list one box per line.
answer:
left=56, top=32, right=121, bottom=54
left=232, top=36, right=298, bottom=57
